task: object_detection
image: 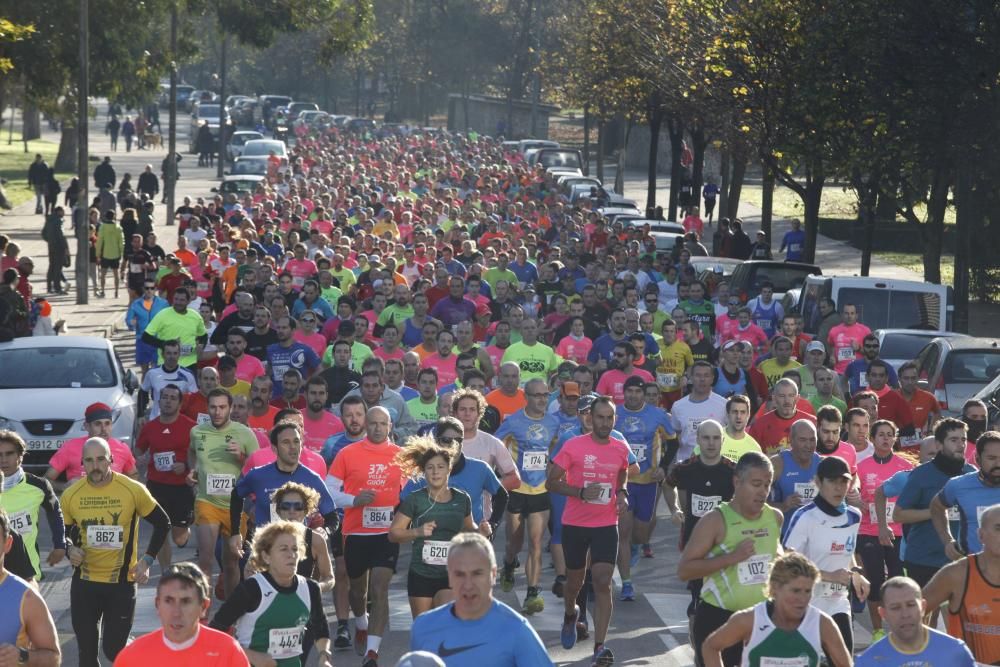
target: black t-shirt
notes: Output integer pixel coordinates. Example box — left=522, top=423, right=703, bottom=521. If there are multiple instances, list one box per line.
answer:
left=6, top=532, right=35, bottom=582
left=666, top=456, right=736, bottom=546
left=689, top=338, right=717, bottom=366
left=245, top=327, right=279, bottom=361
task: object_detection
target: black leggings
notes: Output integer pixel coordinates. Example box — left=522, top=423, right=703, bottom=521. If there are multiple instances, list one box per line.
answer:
left=70, top=577, right=136, bottom=667
left=831, top=612, right=853, bottom=655
left=857, top=535, right=903, bottom=603
left=692, top=601, right=740, bottom=667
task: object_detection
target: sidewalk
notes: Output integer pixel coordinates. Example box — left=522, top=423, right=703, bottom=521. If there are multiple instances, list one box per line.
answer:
left=0, top=100, right=222, bottom=339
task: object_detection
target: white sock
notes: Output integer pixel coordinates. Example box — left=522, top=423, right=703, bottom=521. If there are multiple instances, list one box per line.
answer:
left=367, top=635, right=382, bottom=654
left=355, top=613, right=368, bottom=631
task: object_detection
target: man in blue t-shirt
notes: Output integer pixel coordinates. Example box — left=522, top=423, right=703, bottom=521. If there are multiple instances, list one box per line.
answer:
left=410, top=533, right=553, bottom=666
left=265, top=316, right=321, bottom=398
left=779, top=218, right=806, bottom=262
left=856, top=576, right=975, bottom=667
left=930, top=432, right=1000, bottom=558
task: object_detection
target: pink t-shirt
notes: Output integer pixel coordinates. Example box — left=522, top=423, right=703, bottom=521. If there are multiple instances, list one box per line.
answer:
left=302, top=412, right=345, bottom=454
left=555, top=336, right=594, bottom=364
left=374, top=346, right=405, bottom=362
left=716, top=314, right=740, bottom=343
left=242, top=447, right=328, bottom=478
left=293, top=330, right=327, bottom=357
left=857, top=453, right=913, bottom=537
left=284, top=258, right=318, bottom=290
left=964, top=440, right=979, bottom=468
left=553, top=433, right=631, bottom=528
left=595, top=368, right=655, bottom=404
left=233, top=354, right=266, bottom=384
left=828, top=323, right=872, bottom=373
left=819, top=441, right=858, bottom=477
left=48, top=437, right=137, bottom=481
left=731, top=323, right=769, bottom=354
left=423, top=353, right=458, bottom=388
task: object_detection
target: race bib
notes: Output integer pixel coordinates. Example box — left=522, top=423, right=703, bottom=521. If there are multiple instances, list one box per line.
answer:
left=691, top=494, right=722, bottom=517
left=129, top=263, right=144, bottom=273
left=362, top=506, right=393, bottom=529
left=947, top=506, right=961, bottom=522
left=153, top=451, right=176, bottom=472
left=657, top=372, right=678, bottom=388
left=869, top=501, right=896, bottom=524
left=8, top=510, right=33, bottom=535
left=794, top=482, right=818, bottom=502
left=196, top=413, right=210, bottom=425
left=422, top=540, right=450, bottom=566
left=179, top=343, right=193, bottom=356
left=268, top=627, right=303, bottom=659
left=196, top=281, right=209, bottom=292
left=522, top=451, right=548, bottom=471
left=818, top=581, right=849, bottom=600
left=858, top=372, right=868, bottom=388
left=87, top=525, right=124, bottom=550
left=206, top=473, right=235, bottom=496
left=292, top=275, right=305, bottom=287
left=761, top=657, right=810, bottom=667
left=585, top=483, right=612, bottom=505
left=837, top=347, right=854, bottom=362
left=630, top=444, right=647, bottom=463
left=736, top=553, right=771, bottom=585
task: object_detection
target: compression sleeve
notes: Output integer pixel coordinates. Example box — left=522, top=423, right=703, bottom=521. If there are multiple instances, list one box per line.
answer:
left=322, top=510, right=340, bottom=534
left=326, top=475, right=356, bottom=507
left=489, top=486, right=509, bottom=527
left=33, top=476, right=67, bottom=550
left=306, top=578, right=330, bottom=639
left=210, top=578, right=262, bottom=633
left=141, top=330, right=164, bottom=349
left=230, top=488, right=244, bottom=538
left=142, top=504, right=171, bottom=559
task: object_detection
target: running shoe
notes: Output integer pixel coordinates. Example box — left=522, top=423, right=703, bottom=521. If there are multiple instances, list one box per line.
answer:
left=552, top=574, right=566, bottom=598
left=577, top=614, right=590, bottom=641
left=642, top=543, right=654, bottom=558
left=630, top=544, right=640, bottom=569
left=871, top=629, right=886, bottom=644
left=561, top=605, right=580, bottom=649
left=620, top=581, right=635, bottom=601
left=334, top=624, right=351, bottom=650
left=361, top=650, right=379, bottom=667
left=523, top=591, right=545, bottom=615
left=353, top=629, right=367, bottom=656
left=500, top=560, right=515, bottom=592
left=592, top=643, right=615, bottom=666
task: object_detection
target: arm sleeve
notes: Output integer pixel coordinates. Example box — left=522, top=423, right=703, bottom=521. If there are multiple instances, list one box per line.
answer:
left=230, top=488, right=245, bottom=537
left=209, top=579, right=261, bottom=632
left=326, top=475, right=356, bottom=507
left=321, top=510, right=340, bottom=534
left=141, top=329, right=163, bottom=349
left=35, top=477, right=67, bottom=550
left=306, top=579, right=330, bottom=639
left=142, top=503, right=171, bottom=559
left=488, top=486, right=508, bottom=526
left=5, top=533, right=34, bottom=581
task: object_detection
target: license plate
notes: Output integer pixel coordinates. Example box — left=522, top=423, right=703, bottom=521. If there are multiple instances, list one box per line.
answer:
left=25, top=439, right=63, bottom=451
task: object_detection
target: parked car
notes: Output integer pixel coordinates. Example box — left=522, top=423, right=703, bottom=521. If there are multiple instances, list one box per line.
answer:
left=0, top=337, right=138, bottom=471
left=621, top=219, right=686, bottom=253
left=240, top=139, right=288, bottom=160
left=230, top=156, right=269, bottom=176
left=970, top=373, right=1000, bottom=430
left=187, top=90, right=217, bottom=113
left=518, top=139, right=559, bottom=156
left=914, top=337, right=1000, bottom=414
left=158, top=83, right=195, bottom=109
left=345, top=118, right=377, bottom=133
left=287, top=102, right=319, bottom=121
left=793, top=275, right=953, bottom=336
left=530, top=148, right=583, bottom=171
left=188, top=103, right=229, bottom=153
left=226, top=130, right=264, bottom=162
left=213, top=174, right=266, bottom=196
left=874, top=329, right=969, bottom=371
left=728, top=260, right=822, bottom=304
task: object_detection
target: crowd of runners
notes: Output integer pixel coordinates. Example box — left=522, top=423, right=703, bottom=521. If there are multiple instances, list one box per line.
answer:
left=0, top=121, right=997, bottom=667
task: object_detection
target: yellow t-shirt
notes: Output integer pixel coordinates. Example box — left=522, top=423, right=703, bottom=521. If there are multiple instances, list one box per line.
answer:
left=655, top=340, right=694, bottom=392
left=190, top=420, right=259, bottom=508
left=757, top=358, right=802, bottom=388
left=61, top=473, right=158, bottom=583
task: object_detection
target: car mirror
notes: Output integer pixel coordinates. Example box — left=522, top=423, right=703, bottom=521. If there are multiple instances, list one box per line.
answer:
left=124, top=369, right=139, bottom=394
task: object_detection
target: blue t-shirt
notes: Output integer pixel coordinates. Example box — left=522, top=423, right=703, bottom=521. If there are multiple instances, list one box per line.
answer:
left=235, top=462, right=336, bottom=527
left=410, top=600, right=553, bottom=667
left=615, top=403, right=675, bottom=475
left=401, top=455, right=502, bottom=524
left=844, top=358, right=900, bottom=396
left=588, top=332, right=660, bottom=365
left=494, top=410, right=561, bottom=492
left=856, top=627, right=975, bottom=667
left=291, top=296, right=335, bottom=321
left=772, top=450, right=822, bottom=506
left=552, top=409, right=580, bottom=440
left=883, top=470, right=910, bottom=560
left=781, top=229, right=806, bottom=261
left=508, top=261, right=538, bottom=286
left=322, top=432, right=364, bottom=467
left=896, top=459, right=976, bottom=567
left=938, top=470, right=1000, bottom=555
left=266, top=342, right=320, bottom=398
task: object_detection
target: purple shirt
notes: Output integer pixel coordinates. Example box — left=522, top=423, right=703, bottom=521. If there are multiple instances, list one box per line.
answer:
left=429, top=296, right=477, bottom=327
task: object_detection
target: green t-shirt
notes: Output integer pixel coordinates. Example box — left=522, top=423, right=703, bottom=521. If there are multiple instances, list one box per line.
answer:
left=321, top=341, right=373, bottom=370
left=397, top=487, right=472, bottom=578
left=406, top=396, right=439, bottom=426
left=702, top=502, right=781, bottom=611
left=502, top=341, right=561, bottom=385
left=320, top=285, right=343, bottom=307
left=145, top=307, right=207, bottom=367
left=377, top=303, right=415, bottom=327
left=810, top=394, right=847, bottom=415
left=482, top=267, right=518, bottom=289
left=328, top=268, right=356, bottom=292
left=190, top=420, right=259, bottom=508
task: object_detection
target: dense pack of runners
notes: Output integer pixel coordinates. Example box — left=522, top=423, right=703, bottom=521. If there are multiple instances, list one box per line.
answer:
left=1, top=121, right=999, bottom=667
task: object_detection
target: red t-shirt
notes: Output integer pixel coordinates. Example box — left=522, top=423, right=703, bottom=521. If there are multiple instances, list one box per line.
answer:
left=136, top=414, right=196, bottom=485
left=595, top=368, right=655, bottom=404
left=329, top=439, right=404, bottom=536
left=302, top=411, right=345, bottom=454
left=113, top=626, right=248, bottom=667
left=747, top=409, right=817, bottom=456
left=181, top=392, right=209, bottom=424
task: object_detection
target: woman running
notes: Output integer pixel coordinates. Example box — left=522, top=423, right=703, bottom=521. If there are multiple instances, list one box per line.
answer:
left=389, top=434, right=475, bottom=618
left=271, top=482, right=335, bottom=592
left=702, top=552, right=852, bottom=667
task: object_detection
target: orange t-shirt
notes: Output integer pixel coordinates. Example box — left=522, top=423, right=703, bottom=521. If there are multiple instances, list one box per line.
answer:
left=329, top=439, right=404, bottom=536
left=247, top=406, right=278, bottom=431
left=113, top=626, right=248, bottom=667
left=899, top=388, right=938, bottom=433
left=486, top=388, right=527, bottom=421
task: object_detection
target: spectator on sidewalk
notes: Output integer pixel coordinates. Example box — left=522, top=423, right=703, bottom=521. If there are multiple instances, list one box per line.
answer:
left=94, top=156, right=116, bottom=190
left=137, top=164, right=159, bottom=201
left=95, top=210, right=125, bottom=299
left=122, top=117, right=136, bottom=152
left=41, top=207, right=70, bottom=294
left=27, top=153, right=48, bottom=215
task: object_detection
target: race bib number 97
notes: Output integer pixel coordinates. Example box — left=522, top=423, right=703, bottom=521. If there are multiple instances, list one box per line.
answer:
left=585, top=483, right=612, bottom=505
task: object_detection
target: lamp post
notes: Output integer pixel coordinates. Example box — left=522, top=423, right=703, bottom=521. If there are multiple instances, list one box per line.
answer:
left=75, top=0, right=89, bottom=305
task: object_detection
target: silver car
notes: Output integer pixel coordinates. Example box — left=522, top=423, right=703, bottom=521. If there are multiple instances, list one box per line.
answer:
left=914, top=336, right=1000, bottom=415
left=0, top=336, right=138, bottom=471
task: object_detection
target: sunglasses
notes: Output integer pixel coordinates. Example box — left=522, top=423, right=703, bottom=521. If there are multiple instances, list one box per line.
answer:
left=144, top=286, right=156, bottom=290
left=277, top=501, right=306, bottom=512
left=437, top=436, right=462, bottom=446
left=301, top=318, right=316, bottom=323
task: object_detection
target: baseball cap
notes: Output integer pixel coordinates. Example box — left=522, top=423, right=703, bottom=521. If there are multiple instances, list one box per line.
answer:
left=722, top=339, right=749, bottom=352
left=817, top=455, right=852, bottom=481
left=85, top=402, right=113, bottom=423
left=623, top=375, right=646, bottom=391
left=806, top=340, right=826, bottom=354
left=561, top=381, right=581, bottom=398
left=577, top=393, right=599, bottom=412
left=475, top=303, right=491, bottom=317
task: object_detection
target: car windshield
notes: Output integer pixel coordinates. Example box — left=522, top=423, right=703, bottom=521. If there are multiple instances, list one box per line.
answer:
left=751, top=266, right=816, bottom=294
left=232, top=160, right=267, bottom=175
left=0, top=347, right=116, bottom=389
left=839, top=287, right=942, bottom=331
left=198, top=105, right=221, bottom=119
left=242, top=141, right=283, bottom=157
left=539, top=151, right=582, bottom=169
left=232, top=134, right=260, bottom=146
left=879, top=333, right=941, bottom=361
left=945, top=350, right=1000, bottom=384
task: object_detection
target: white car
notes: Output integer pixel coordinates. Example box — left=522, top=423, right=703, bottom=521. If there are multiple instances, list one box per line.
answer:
left=226, top=130, right=264, bottom=162
left=0, top=336, right=138, bottom=472
left=241, top=139, right=288, bottom=160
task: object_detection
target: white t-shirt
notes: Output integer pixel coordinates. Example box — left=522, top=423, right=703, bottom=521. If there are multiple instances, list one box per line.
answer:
left=854, top=441, right=874, bottom=463
left=463, top=430, right=516, bottom=518
left=783, top=503, right=863, bottom=616
left=669, top=392, right=729, bottom=461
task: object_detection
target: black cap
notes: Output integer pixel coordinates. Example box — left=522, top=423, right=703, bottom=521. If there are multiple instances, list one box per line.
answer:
left=623, top=375, right=646, bottom=390
left=816, top=456, right=852, bottom=481
left=577, top=393, right=599, bottom=412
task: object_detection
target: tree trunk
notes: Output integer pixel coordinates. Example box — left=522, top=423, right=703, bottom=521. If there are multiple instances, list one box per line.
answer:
left=952, top=165, right=974, bottom=332
left=761, top=161, right=775, bottom=242
left=922, top=169, right=950, bottom=285
left=691, top=124, right=708, bottom=214
left=726, top=156, right=746, bottom=221
left=802, top=172, right=826, bottom=264
left=54, top=123, right=78, bottom=173
left=614, top=120, right=630, bottom=195
left=666, top=117, right=683, bottom=221
left=22, top=102, right=41, bottom=142
left=583, top=104, right=590, bottom=176
left=719, top=148, right=730, bottom=221
left=596, top=121, right=605, bottom=184
left=857, top=173, right=880, bottom=277
left=646, top=109, right=663, bottom=212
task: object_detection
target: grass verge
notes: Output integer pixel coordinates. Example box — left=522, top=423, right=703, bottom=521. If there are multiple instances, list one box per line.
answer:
left=0, top=138, right=74, bottom=210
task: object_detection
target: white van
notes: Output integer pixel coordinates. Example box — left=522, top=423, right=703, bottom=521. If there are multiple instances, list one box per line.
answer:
left=792, top=276, right=953, bottom=334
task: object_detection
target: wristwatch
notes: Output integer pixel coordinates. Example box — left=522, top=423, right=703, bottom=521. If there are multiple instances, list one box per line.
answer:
left=17, top=647, right=28, bottom=664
